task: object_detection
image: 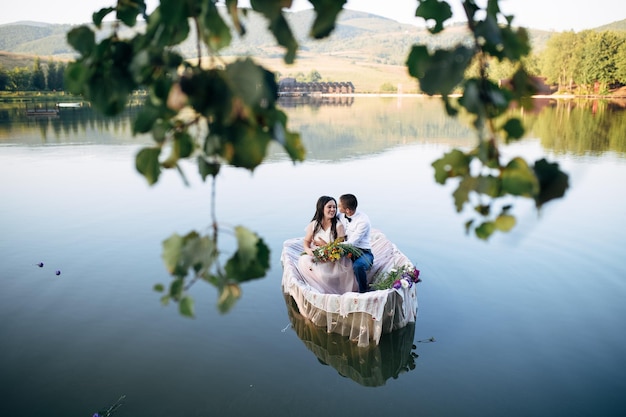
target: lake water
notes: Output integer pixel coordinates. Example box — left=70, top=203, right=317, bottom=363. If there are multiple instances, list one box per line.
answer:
left=1, top=97, right=625, bottom=417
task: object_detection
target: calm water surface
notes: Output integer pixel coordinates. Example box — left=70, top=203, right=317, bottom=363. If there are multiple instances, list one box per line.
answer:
left=0, top=98, right=625, bottom=417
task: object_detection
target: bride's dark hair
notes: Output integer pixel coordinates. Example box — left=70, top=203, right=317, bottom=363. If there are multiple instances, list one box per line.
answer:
left=311, top=196, right=339, bottom=241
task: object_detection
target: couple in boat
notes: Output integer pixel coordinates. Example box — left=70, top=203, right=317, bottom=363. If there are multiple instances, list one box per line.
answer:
left=298, top=194, right=374, bottom=294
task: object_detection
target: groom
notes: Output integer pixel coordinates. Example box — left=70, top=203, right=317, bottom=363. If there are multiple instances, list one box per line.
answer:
left=338, top=194, right=374, bottom=293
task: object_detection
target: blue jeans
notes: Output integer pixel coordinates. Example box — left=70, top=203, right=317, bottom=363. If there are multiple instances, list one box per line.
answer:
left=353, top=249, right=374, bottom=293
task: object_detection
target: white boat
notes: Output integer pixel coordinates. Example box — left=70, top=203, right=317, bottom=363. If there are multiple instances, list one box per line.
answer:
left=281, top=229, right=419, bottom=347
left=57, top=102, right=82, bottom=108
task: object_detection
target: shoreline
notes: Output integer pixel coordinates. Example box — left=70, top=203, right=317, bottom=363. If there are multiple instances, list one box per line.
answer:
left=314, top=92, right=626, bottom=99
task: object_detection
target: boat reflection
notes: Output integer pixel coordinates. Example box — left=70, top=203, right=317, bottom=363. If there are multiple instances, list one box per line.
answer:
left=284, top=295, right=419, bottom=387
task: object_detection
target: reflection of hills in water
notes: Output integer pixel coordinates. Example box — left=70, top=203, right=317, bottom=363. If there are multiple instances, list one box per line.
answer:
left=2, top=98, right=624, bottom=158
left=284, top=295, right=418, bottom=387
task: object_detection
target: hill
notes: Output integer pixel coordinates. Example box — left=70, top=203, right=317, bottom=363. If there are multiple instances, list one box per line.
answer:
left=596, top=19, right=626, bottom=32
left=1, top=10, right=624, bottom=92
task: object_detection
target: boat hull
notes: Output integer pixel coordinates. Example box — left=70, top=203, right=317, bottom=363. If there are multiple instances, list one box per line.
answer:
left=281, top=230, right=418, bottom=347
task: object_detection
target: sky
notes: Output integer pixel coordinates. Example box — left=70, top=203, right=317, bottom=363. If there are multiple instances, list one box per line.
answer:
left=0, top=0, right=623, bottom=32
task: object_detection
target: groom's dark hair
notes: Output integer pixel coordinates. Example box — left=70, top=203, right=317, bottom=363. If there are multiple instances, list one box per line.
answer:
left=339, top=194, right=357, bottom=211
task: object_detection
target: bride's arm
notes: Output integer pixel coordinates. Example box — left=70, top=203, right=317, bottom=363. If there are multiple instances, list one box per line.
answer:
left=336, top=223, right=346, bottom=242
left=302, top=223, right=316, bottom=256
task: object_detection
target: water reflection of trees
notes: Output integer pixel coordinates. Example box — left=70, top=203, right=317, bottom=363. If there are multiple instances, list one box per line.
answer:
left=2, top=98, right=625, bottom=158
left=519, top=99, right=626, bottom=155
left=0, top=102, right=148, bottom=145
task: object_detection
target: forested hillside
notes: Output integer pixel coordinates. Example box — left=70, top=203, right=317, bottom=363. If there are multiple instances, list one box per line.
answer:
left=4, top=9, right=617, bottom=66
left=0, top=22, right=76, bottom=58
left=1, top=10, right=624, bottom=94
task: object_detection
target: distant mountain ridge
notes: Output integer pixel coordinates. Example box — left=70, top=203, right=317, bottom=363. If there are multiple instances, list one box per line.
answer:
left=2, top=9, right=624, bottom=68
left=1, top=10, right=625, bottom=93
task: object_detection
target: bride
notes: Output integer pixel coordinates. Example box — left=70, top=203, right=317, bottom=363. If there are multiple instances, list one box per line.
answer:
left=297, top=196, right=357, bottom=294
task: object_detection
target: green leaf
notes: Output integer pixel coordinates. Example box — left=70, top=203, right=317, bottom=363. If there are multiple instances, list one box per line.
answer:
left=233, top=226, right=259, bottom=267
left=152, top=1, right=190, bottom=46
left=136, top=147, right=162, bottom=185
left=181, top=69, right=232, bottom=120
left=533, top=158, right=569, bottom=208
left=474, top=204, right=491, bottom=216
left=250, top=0, right=298, bottom=63
left=93, top=7, right=115, bottom=27
left=64, top=62, right=88, bottom=95
left=267, top=14, right=298, bottom=64
left=67, top=26, right=95, bottom=56
left=415, top=0, right=453, bottom=34
left=179, top=295, right=195, bottom=318
left=226, top=59, right=278, bottom=110
left=475, top=138, right=500, bottom=168
left=154, top=283, right=165, bottom=292
left=475, top=221, right=496, bottom=240
left=225, top=0, right=245, bottom=36
left=501, top=157, right=540, bottom=197
left=217, top=284, right=241, bottom=314
left=474, top=16, right=504, bottom=58
left=406, top=45, right=429, bottom=80
left=495, top=214, right=516, bottom=232
left=175, top=133, right=194, bottom=158
left=163, top=131, right=195, bottom=169
left=162, top=234, right=185, bottom=276
left=215, top=121, right=272, bottom=170
left=452, top=177, right=475, bottom=212
left=458, top=79, right=483, bottom=115
left=169, top=278, right=184, bottom=301
left=460, top=79, right=510, bottom=118
left=133, top=105, right=161, bottom=135
left=309, top=0, right=347, bottom=38
left=200, top=1, right=233, bottom=51
left=181, top=233, right=217, bottom=276
left=502, top=118, right=525, bottom=142
left=406, top=45, right=474, bottom=96
left=224, top=227, right=270, bottom=283
left=432, top=149, right=472, bottom=184
left=282, top=129, right=306, bottom=163
left=476, top=175, right=501, bottom=197
left=509, top=68, right=537, bottom=100
left=152, top=120, right=170, bottom=144
left=198, top=156, right=221, bottom=180
left=162, top=231, right=218, bottom=277
left=117, top=0, right=147, bottom=27
left=502, top=26, right=531, bottom=61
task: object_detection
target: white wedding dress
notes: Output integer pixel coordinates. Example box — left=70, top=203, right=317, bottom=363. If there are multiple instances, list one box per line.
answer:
left=296, top=222, right=357, bottom=294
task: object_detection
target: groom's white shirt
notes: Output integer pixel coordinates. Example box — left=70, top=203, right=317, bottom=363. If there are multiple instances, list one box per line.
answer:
left=340, top=211, right=372, bottom=250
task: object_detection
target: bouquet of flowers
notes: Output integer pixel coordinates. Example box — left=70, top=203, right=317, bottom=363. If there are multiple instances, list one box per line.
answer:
left=307, top=238, right=363, bottom=263
left=369, top=264, right=421, bottom=291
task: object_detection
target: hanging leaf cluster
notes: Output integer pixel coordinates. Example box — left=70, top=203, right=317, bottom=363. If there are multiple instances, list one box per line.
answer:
left=64, top=0, right=342, bottom=314
left=64, top=0, right=347, bottom=185
left=405, top=0, right=569, bottom=239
